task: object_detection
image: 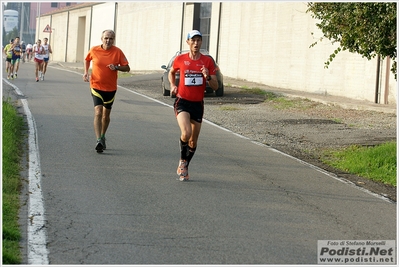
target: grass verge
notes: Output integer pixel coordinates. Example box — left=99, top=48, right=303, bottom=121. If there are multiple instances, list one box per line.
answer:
left=237, top=85, right=396, bottom=188
left=2, top=99, right=23, bottom=264
left=321, top=142, right=397, bottom=187
left=238, top=87, right=268, bottom=95
left=238, top=87, right=318, bottom=110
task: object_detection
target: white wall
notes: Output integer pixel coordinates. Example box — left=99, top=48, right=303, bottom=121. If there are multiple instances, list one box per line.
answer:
left=90, top=2, right=116, bottom=48
left=37, top=1, right=397, bottom=105
left=116, top=2, right=183, bottom=71
left=217, top=2, right=396, bottom=104
left=49, top=13, right=68, bottom=62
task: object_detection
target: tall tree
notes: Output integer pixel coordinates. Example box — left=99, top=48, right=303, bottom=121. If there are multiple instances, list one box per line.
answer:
left=3, top=28, right=19, bottom=47
left=307, top=2, right=397, bottom=79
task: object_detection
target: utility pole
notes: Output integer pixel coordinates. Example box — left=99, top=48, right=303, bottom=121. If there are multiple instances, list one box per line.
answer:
left=37, top=2, right=41, bottom=41
left=19, top=2, right=24, bottom=41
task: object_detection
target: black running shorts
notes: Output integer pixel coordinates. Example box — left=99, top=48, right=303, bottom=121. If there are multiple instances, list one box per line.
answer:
left=174, top=97, right=204, bottom=123
left=91, top=88, right=116, bottom=109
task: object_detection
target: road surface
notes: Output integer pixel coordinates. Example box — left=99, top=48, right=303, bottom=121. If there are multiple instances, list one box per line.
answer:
left=3, top=63, right=396, bottom=264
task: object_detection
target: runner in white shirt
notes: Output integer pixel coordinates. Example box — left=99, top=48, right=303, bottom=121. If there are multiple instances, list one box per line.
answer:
left=33, top=40, right=45, bottom=82
left=26, top=43, right=33, bottom=62
left=41, top=37, right=52, bottom=80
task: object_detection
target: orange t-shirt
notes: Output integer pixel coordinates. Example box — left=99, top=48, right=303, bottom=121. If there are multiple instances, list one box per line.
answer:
left=85, top=45, right=129, bottom=91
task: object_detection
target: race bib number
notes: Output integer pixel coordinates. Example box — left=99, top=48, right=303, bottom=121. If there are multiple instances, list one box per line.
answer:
left=184, top=73, right=203, bottom=86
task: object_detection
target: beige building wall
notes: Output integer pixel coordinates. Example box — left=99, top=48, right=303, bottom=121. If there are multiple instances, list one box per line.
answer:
left=36, top=15, right=66, bottom=62
left=181, top=3, right=195, bottom=51
left=36, top=17, right=51, bottom=42
left=90, top=3, right=116, bottom=49
left=208, top=3, right=221, bottom=59
left=67, top=7, right=92, bottom=62
left=36, top=2, right=397, bottom=105
left=49, top=13, right=68, bottom=62
left=217, top=2, right=396, bottom=104
left=116, top=2, right=183, bottom=71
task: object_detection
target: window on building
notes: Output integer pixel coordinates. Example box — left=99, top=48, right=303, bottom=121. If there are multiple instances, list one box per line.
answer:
left=51, top=3, right=58, bottom=8
left=199, top=2, right=212, bottom=52
left=66, top=3, right=72, bottom=6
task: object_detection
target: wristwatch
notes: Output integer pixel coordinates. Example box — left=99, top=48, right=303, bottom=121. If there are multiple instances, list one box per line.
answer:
left=115, top=65, right=119, bottom=71
left=206, top=75, right=211, bottom=81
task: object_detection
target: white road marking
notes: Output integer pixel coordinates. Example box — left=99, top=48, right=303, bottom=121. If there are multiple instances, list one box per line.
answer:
left=119, top=84, right=394, bottom=204
left=4, top=80, right=49, bottom=264
left=2, top=67, right=392, bottom=263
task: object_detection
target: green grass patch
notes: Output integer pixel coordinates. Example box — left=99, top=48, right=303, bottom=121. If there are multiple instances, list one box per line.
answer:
left=238, top=87, right=267, bottom=95
left=264, top=91, right=280, bottom=100
left=271, top=97, right=296, bottom=109
left=118, top=72, right=133, bottom=78
left=331, top=118, right=343, bottom=124
left=321, top=141, right=397, bottom=186
left=2, top=99, right=24, bottom=264
left=235, top=85, right=321, bottom=111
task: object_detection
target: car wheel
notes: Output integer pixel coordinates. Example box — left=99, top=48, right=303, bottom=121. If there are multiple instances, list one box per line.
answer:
left=215, top=85, right=224, bottom=97
left=162, top=80, right=170, bottom=96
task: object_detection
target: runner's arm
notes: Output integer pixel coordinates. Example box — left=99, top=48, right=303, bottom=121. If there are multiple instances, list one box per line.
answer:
left=83, top=60, right=91, bottom=82
left=168, top=66, right=178, bottom=95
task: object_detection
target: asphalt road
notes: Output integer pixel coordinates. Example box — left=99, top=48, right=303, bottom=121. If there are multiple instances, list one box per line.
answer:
left=4, top=63, right=396, bottom=264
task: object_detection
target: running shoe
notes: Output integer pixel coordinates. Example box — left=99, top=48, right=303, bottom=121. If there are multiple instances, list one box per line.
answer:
left=95, top=139, right=104, bottom=153
left=10, top=74, right=13, bottom=80
left=7, top=76, right=10, bottom=80
left=101, top=137, right=106, bottom=150
left=177, top=160, right=189, bottom=181
left=36, top=77, right=39, bottom=82
left=14, top=73, right=17, bottom=79
left=179, top=173, right=190, bottom=181
left=41, top=75, right=44, bottom=81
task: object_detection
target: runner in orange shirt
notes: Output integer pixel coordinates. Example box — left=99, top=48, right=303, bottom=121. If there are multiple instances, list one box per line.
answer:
left=83, top=29, right=130, bottom=153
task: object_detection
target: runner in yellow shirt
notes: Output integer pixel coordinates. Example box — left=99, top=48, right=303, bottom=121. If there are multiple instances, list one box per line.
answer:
left=3, top=39, right=14, bottom=79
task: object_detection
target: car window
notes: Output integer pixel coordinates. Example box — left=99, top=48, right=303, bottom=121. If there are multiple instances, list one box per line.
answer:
left=167, top=50, right=214, bottom=70
left=167, top=55, right=177, bottom=69
left=206, top=55, right=218, bottom=69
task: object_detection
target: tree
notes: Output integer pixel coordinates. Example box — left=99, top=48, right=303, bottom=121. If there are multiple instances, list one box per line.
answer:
left=3, top=28, right=19, bottom=47
left=307, top=2, right=397, bottom=79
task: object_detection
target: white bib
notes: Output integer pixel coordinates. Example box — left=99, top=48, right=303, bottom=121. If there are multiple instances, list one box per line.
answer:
left=184, top=73, right=203, bottom=86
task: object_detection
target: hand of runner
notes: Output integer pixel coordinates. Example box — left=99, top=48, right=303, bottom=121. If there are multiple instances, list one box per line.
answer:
left=83, top=74, right=90, bottom=82
left=106, top=64, right=117, bottom=71
left=171, top=85, right=178, bottom=95
left=201, top=65, right=209, bottom=78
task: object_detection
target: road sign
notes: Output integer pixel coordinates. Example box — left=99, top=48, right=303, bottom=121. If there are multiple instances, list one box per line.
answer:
left=43, top=24, right=52, bottom=33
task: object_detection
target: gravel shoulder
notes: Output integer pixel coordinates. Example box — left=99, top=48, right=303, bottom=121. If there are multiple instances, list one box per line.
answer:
left=202, top=87, right=397, bottom=202
left=118, top=74, right=397, bottom=202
